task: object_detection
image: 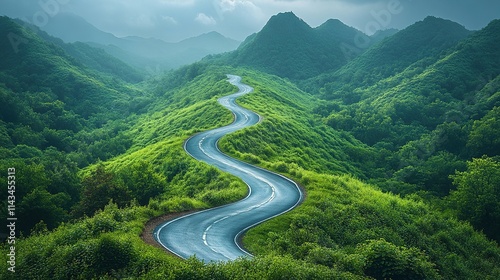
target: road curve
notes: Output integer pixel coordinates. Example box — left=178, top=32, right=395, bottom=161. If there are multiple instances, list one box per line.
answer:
left=154, top=75, right=303, bottom=262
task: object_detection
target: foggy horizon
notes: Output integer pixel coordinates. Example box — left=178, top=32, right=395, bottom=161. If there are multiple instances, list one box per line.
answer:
left=1, top=0, right=499, bottom=43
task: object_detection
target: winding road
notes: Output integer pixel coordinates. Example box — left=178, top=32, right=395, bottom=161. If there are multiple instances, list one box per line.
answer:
left=154, top=75, right=303, bottom=262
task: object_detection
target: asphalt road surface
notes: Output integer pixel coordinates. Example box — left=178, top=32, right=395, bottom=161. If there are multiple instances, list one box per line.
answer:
left=154, top=75, right=303, bottom=262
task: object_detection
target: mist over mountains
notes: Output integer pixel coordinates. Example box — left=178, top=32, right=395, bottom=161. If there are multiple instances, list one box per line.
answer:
left=38, top=12, right=241, bottom=71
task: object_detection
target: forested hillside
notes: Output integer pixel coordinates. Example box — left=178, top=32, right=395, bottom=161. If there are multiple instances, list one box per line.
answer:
left=39, top=12, right=241, bottom=72
left=1, top=13, right=500, bottom=280
left=303, top=16, right=472, bottom=95
left=0, top=15, right=154, bottom=234
left=305, top=18, right=500, bottom=204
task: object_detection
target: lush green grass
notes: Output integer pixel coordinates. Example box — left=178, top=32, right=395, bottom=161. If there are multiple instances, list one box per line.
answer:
left=1, top=203, right=365, bottom=280
left=244, top=170, right=500, bottom=279
left=219, top=69, right=377, bottom=179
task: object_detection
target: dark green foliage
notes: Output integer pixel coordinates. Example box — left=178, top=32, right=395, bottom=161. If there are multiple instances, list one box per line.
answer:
left=61, top=42, right=144, bottom=83
left=118, top=161, right=167, bottom=205
left=74, top=164, right=131, bottom=217
left=18, top=188, right=70, bottom=234
left=0, top=16, right=153, bottom=233
left=358, top=239, right=440, bottom=280
left=467, top=106, right=500, bottom=157
left=0, top=157, right=80, bottom=235
left=449, top=157, right=500, bottom=242
left=294, top=18, right=500, bottom=198
left=95, top=234, right=137, bottom=274
left=306, top=16, right=472, bottom=96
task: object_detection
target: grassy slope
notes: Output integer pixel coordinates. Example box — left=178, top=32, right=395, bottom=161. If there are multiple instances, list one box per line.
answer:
left=102, top=69, right=250, bottom=207
left=219, top=69, right=376, bottom=178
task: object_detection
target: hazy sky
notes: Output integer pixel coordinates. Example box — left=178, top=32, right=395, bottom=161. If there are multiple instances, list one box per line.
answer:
left=1, top=0, right=499, bottom=42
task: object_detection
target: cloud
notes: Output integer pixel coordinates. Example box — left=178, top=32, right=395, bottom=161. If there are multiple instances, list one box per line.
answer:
left=214, top=0, right=262, bottom=16
left=195, top=13, right=217, bottom=25
left=162, top=15, right=178, bottom=25
left=216, top=0, right=238, bottom=13
left=132, top=14, right=156, bottom=28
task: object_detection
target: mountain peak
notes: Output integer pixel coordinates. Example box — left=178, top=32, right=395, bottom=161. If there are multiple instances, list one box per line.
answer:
left=196, top=31, right=231, bottom=41
left=234, top=13, right=360, bottom=80
left=314, top=18, right=363, bottom=43
left=317, top=19, right=346, bottom=30
left=40, top=12, right=120, bottom=44
left=271, top=11, right=301, bottom=22
left=261, top=11, right=311, bottom=34
left=418, top=16, right=469, bottom=32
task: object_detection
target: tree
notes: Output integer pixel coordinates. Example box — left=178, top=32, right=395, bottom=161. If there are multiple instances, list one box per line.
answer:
left=357, top=239, right=441, bottom=280
left=467, top=107, right=500, bottom=157
left=419, top=152, right=466, bottom=196
left=449, top=156, right=500, bottom=242
left=95, top=234, right=136, bottom=275
left=74, top=164, right=131, bottom=217
left=18, top=188, right=70, bottom=234
left=119, top=161, right=166, bottom=205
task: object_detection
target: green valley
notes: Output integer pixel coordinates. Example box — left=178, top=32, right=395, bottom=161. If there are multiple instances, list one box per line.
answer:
left=1, top=9, right=500, bottom=280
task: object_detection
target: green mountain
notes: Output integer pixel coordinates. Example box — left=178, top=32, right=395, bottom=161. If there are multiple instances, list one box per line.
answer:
left=0, top=17, right=145, bottom=117
left=1, top=13, right=500, bottom=280
left=26, top=23, right=145, bottom=83
left=229, top=12, right=398, bottom=81
left=231, top=12, right=370, bottom=80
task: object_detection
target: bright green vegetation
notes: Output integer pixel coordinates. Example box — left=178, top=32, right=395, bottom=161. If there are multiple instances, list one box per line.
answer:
left=1, top=203, right=364, bottom=279
left=243, top=170, right=500, bottom=279
left=1, top=13, right=500, bottom=280
left=218, top=70, right=381, bottom=181
left=0, top=16, right=246, bottom=235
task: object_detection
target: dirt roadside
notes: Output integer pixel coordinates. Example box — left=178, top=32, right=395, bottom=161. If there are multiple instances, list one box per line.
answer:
left=140, top=210, right=198, bottom=252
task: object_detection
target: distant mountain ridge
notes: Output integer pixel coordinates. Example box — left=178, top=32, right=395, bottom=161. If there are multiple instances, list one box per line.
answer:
left=38, top=12, right=241, bottom=71
left=0, top=16, right=140, bottom=114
